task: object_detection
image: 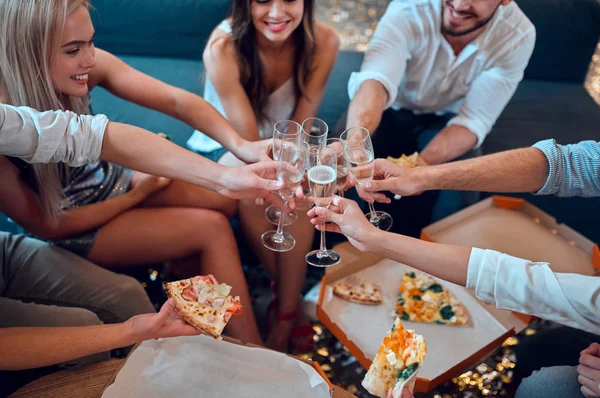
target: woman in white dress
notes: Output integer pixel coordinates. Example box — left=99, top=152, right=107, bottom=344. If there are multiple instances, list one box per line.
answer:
left=187, top=0, right=339, bottom=352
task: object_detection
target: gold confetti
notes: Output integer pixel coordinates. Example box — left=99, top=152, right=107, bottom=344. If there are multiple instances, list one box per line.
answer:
left=317, top=348, right=329, bottom=357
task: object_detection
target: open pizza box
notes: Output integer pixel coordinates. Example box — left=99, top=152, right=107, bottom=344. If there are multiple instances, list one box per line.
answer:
left=100, top=334, right=356, bottom=398
left=317, top=195, right=599, bottom=393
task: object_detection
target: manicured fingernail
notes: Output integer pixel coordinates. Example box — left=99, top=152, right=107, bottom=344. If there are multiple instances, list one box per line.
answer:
left=365, top=183, right=372, bottom=189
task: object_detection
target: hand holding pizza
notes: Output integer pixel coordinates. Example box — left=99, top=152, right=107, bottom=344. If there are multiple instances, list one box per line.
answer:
left=387, top=388, right=413, bottom=398
left=307, top=196, right=379, bottom=253
left=578, top=342, right=600, bottom=398
left=126, top=299, right=202, bottom=342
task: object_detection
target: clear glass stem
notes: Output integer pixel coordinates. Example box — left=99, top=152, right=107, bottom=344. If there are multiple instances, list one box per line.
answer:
left=368, top=202, right=380, bottom=222
left=338, top=189, right=344, bottom=198
left=273, top=198, right=287, bottom=243
left=317, top=227, right=327, bottom=257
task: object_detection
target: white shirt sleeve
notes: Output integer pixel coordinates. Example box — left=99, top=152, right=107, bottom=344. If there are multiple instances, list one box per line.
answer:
left=447, top=30, right=536, bottom=148
left=347, top=1, right=416, bottom=108
left=0, top=104, right=108, bottom=167
left=466, top=247, right=600, bottom=335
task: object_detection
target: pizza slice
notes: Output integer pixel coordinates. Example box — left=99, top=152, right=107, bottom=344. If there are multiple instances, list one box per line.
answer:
left=394, top=271, right=470, bottom=326
left=164, top=274, right=242, bottom=339
left=333, top=281, right=383, bottom=305
left=386, top=152, right=419, bottom=168
left=362, top=317, right=427, bottom=398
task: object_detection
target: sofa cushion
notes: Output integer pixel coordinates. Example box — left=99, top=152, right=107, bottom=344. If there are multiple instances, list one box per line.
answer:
left=90, top=0, right=230, bottom=59
left=90, top=55, right=205, bottom=147
left=484, top=79, right=600, bottom=154
left=316, top=51, right=364, bottom=128
left=517, top=0, right=600, bottom=83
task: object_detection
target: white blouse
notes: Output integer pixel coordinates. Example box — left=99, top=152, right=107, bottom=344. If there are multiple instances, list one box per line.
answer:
left=0, top=104, right=107, bottom=166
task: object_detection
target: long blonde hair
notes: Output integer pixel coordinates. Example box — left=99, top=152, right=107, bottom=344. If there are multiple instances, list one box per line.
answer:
left=0, top=0, right=91, bottom=218
left=0, top=0, right=89, bottom=219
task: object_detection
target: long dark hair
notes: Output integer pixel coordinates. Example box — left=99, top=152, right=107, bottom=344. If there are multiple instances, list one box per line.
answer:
left=228, top=0, right=315, bottom=125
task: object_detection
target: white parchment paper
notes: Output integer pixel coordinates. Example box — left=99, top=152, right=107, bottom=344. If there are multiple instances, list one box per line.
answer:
left=321, top=259, right=510, bottom=381
left=102, top=335, right=330, bottom=398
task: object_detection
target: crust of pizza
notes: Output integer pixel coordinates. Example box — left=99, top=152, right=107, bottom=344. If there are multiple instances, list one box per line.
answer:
left=164, top=278, right=229, bottom=339
left=362, top=318, right=426, bottom=398
left=395, top=271, right=470, bottom=326
left=333, top=282, right=383, bottom=305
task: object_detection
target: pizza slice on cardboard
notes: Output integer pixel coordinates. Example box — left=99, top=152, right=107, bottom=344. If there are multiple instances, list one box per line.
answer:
left=386, top=152, right=419, bottom=168
left=164, top=274, right=242, bottom=339
left=394, top=271, right=470, bottom=326
left=362, top=317, right=427, bottom=398
left=333, top=281, right=383, bottom=305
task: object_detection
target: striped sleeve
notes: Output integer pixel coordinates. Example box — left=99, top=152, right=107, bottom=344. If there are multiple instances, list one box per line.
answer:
left=533, top=139, right=600, bottom=197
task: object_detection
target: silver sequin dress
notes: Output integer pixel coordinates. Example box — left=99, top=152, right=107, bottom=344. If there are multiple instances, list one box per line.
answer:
left=8, top=157, right=133, bottom=258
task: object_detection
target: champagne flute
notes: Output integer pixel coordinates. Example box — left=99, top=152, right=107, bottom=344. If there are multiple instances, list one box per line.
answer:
left=265, top=120, right=302, bottom=226
left=306, top=145, right=341, bottom=267
left=262, top=140, right=309, bottom=252
left=341, top=127, right=393, bottom=231
left=326, top=138, right=349, bottom=198
left=301, top=117, right=328, bottom=148
left=300, top=117, right=328, bottom=205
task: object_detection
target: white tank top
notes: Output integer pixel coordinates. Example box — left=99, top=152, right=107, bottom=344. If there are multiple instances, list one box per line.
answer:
left=187, top=20, right=297, bottom=153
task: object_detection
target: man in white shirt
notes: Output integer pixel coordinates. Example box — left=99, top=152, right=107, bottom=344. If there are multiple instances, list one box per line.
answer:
left=339, top=0, right=535, bottom=237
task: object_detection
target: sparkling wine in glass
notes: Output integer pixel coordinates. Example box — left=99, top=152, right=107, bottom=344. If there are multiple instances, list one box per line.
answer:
left=261, top=140, right=308, bottom=252
left=326, top=138, right=349, bottom=197
left=306, top=145, right=341, bottom=267
left=265, top=120, right=302, bottom=226
left=341, top=127, right=393, bottom=231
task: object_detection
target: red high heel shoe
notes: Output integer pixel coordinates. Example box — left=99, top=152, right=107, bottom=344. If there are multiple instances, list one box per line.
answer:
left=266, top=283, right=315, bottom=353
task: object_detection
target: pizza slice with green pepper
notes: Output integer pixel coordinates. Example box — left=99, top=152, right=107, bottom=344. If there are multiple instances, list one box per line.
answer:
left=362, top=317, right=426, bottom=397
left=394, top=271, right=470, bottom=326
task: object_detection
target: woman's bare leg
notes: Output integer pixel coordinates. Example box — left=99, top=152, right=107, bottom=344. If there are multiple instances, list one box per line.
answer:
left=87, top=207, right=262, bottom=345
left=130, top=171, right=237, bottom=219
left=221, top=151, right=315, bottom=351
left=238, top=196, right=314, bottom=351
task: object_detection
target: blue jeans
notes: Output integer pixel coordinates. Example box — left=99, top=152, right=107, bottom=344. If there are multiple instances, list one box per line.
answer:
left=516, top=366, right=584, bottom=398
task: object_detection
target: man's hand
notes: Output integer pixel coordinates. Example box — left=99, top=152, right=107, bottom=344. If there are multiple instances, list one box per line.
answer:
left=356, top=159, right=423, bottom=203
left=217, top=161, right=284, bottom=200
left=307, top=196, right=379, bottom=253
left=127, top=299, right=201, bottom=342
left=578, top=342, right=600, bottom=398
left=231, top=139, right=272, bottom=164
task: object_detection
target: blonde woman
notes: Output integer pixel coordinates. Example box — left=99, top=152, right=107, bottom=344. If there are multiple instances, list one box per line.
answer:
left=186, top=0, right=339, bottom=352
left=0, top=0, right=265, bottom=345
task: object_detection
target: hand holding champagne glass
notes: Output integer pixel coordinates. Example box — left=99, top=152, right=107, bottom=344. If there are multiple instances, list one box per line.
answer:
left=341, top=127, right=393, bottom=231
left=305, top=145, right=341, bottom=267
left=261, top=140, right=308, bottom=252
